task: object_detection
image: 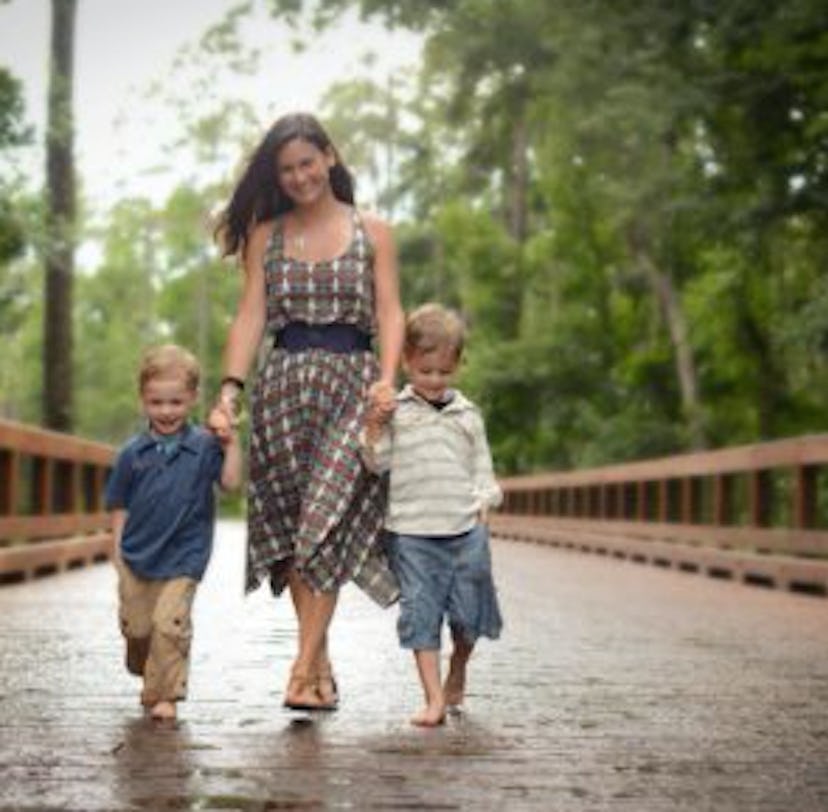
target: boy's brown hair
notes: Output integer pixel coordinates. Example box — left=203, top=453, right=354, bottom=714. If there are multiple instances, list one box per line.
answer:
left=404, top=303, right=466, bottom=361
left=138, top=344, right=200, bottom=393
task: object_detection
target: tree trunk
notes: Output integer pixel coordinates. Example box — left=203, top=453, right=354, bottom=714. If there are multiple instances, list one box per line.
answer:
left=508, top=112, right=529, bottom=244
left=43, top=0, right=77, bottom=431
left=628, top=225, right=706, bottom=450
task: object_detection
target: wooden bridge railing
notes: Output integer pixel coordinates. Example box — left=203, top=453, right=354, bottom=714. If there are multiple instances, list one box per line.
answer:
left=491, top=433, right=828, bottom=595
left=0, top=418, right=115, bottom=583
left=4, top=418, right=827, bottom=595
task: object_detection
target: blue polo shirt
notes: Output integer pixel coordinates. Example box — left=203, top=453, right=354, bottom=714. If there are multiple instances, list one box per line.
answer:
left=105, top=424, right=224, bottom=580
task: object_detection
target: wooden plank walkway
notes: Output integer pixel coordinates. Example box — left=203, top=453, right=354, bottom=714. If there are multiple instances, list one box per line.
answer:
left=1, top=520, right=827, bottom=811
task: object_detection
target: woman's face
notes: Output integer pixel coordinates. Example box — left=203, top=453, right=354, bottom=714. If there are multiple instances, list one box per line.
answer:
left=276, top=137, right=335, bottom=206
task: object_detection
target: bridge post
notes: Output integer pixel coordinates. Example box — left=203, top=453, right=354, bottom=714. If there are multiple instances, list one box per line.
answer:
left=794, top=465, right=817, bottom=529
left=713, top=473, right=733, bottom=526
left=749, top=470, right=772, bottom=527
left=0, top=449, right=17, bottom=515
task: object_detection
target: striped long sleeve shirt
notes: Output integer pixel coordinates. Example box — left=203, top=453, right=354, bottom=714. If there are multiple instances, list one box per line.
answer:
left=361, top=385, right=502, bottom=536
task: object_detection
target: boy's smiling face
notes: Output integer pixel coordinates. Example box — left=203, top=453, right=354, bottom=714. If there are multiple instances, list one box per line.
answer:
left=141, top=375, right=197, bottom=436
left=403, top=345, right=459, bottom=403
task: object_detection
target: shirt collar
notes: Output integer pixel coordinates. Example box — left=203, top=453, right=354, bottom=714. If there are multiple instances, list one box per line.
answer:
left=135, top=423, right=199, bottom=453
left=398, top=384, right=472, bottom=413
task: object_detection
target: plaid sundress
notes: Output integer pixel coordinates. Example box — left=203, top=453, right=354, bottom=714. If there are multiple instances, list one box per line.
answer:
left=246, top=207, right=399, bottom=607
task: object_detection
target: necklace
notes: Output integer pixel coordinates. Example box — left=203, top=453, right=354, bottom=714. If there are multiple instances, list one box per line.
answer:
left=291, top=229, right=306, bottom=255
left=290, top=207, right=347, bottom=260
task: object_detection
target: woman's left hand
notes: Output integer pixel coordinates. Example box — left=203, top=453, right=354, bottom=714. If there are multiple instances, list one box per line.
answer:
left=368, top=380, right=396, bottom=417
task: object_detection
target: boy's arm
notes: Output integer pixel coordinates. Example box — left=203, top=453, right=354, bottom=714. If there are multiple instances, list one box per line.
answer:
left=111, top=508, right=128, bottom=564
left=359, top=407, right=393, bottom=474
left=105, top=446, right=133, bottom=561
left=469, top=412, right=502, bottom=521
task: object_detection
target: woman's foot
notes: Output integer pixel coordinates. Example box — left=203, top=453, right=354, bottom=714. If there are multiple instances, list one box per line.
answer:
left=150, top=700, right=177, bottom=721
left=410, top=701, right=446, bottom=728
left=284, top=667, right=336, bottom=712
left=314, top=661, right=339, bottom=708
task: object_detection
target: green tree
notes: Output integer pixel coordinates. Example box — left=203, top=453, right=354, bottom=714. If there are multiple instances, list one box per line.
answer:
left=55, top=0, right=828, bottom=472
left=74, top=198, right=161, bottom=441
left=0, top=67, right=32, bottom=264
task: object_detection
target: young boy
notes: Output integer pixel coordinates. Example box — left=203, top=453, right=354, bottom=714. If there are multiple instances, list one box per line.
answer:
left=361, top=303, right=503, bottom=727
left=106, top=344, right=242, bottom=721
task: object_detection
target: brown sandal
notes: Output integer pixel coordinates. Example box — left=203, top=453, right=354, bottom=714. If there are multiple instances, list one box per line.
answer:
left=315, top=662, right=339, bottom=709
left=284, top=667, right=336, bottom=712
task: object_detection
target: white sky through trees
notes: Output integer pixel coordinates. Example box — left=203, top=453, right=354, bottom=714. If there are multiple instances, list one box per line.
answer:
left=0, top=0, right=421, bottom=207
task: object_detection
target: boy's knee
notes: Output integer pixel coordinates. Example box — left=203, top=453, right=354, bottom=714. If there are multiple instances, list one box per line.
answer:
left=397, top=591, right=442, bottom=650
left=153, top=580, right=196, bottom=640
left=153, top=607, right=193, bottom=646
left=119, top=608, right=152, bottom=641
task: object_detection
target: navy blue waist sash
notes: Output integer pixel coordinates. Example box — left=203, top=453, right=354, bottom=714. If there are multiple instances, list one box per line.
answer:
left=274, top=321, right=372, bottom=353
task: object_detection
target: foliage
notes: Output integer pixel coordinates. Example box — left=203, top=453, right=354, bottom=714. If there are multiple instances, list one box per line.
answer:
left=6, top=0, right=828, bottom=478
left=0, top=67, right=31, bottom=265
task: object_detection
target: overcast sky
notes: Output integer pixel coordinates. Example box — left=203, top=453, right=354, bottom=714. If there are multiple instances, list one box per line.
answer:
left=0, top=0, right=421, bottom=207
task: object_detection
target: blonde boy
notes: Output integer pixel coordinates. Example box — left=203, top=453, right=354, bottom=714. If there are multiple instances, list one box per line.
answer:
left=362, top=304, right=503, bottom=727
left=106, top=344, right=242, bottom=721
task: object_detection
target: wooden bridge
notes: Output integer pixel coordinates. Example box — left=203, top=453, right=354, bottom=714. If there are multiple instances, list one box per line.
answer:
left=3, top=417, right=827, bottom=595
left=1, top=418, right=827, bottom=810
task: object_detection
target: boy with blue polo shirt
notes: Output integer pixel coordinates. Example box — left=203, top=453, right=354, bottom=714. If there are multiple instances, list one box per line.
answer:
left=106, top=344, right=242, bottom=721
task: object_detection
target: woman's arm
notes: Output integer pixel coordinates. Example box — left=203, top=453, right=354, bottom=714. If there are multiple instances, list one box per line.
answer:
left=219, top=431, right=244, bottom=491
left=363, top=212, right=404, bottom=403
left=210, top=222, right=270, bottom=428
left=222, top=221, right=270, bottom=383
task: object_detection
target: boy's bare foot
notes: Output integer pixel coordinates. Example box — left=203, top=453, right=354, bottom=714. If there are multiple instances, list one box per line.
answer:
left=443, top=664, right=467, bottom=708
left=444, top=633, right=473, bottom=710
left=443, top=677, right=465, bottom=709
left=150, top=701, right=177, bottom=721
left=410, top=702, right=446, bottom=728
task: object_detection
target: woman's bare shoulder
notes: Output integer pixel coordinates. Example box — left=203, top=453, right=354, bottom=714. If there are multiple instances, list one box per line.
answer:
left=239, top=219, right=277, bottom=271
left=359, top=209, right=393, bottom=245
left=252, top=218, right=278, bottom=244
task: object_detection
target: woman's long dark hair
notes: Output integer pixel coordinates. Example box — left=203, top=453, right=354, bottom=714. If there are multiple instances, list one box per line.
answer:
left=214, top=112, right=355, bottom=258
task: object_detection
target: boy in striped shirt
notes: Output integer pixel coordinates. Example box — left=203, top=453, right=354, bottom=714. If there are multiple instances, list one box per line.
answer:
left=361, top=303, right=503, bottom=727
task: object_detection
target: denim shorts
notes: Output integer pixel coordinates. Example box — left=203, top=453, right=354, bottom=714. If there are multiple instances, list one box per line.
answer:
left=386, top=524, right=503, bottom=650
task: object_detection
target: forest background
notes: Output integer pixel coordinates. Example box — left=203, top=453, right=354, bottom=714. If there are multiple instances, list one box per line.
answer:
left=1, top=0, right=826, bottom=476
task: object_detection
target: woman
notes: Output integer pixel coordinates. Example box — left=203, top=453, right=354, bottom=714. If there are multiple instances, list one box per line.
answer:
left=210, top=112, right=404, bottom=711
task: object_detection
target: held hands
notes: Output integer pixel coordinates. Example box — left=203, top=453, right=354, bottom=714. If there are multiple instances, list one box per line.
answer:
left=368, top=379, right=396, bottom=417
left=365, top=379, right=396, bottom=442
left=207, top=403, right=235, bottom=443
left=208, top=380, right=245, bottom=443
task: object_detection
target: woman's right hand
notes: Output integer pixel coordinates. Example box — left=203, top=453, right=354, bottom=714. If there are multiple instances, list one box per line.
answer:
left=208, top=400, right=235, bottom=440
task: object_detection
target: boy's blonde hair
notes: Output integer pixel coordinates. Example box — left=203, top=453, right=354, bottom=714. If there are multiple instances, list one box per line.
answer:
left=138, top=344, right=201, bottom=393
left=404, top=303, right=466, bottom=360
